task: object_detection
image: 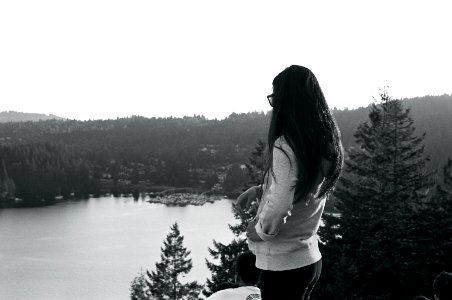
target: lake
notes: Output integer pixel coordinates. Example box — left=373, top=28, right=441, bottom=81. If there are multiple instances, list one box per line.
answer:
left=0, top=196, right=237, bottom=300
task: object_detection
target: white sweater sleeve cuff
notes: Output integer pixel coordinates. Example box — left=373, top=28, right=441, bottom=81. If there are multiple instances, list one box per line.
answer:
left=255, top=218, right=277, bottom=241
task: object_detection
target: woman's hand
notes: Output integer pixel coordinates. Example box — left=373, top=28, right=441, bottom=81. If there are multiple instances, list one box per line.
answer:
left=234, top=185, right=261, bottom=213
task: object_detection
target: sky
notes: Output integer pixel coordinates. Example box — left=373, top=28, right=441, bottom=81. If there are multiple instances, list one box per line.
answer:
left=0, top=0, right=451, bottom=121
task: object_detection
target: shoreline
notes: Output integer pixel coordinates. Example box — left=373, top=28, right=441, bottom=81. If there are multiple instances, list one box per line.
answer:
left=0, top=192, right=230, bottom=209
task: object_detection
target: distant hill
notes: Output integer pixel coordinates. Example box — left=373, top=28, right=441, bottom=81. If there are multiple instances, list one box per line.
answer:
left=0, top=94, right=451, bottom=171
left=0, top=111, right=64, bottom=123
left=0, top=94, right=451, bottom=206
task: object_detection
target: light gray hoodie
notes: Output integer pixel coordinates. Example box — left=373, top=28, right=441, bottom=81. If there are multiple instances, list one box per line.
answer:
left=248, top=137, right=329, bottom=271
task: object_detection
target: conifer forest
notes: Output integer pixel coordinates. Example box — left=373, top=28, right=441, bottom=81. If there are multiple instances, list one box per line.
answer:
left=1, top=94, right=452, bottom=299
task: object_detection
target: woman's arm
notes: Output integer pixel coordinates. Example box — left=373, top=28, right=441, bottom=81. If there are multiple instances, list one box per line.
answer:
left=235, top=185, right=263, bottom=213
left=253, top=141, right=298, bottom=241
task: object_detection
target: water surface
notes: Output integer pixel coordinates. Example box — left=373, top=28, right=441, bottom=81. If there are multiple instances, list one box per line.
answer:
left=0, top=196, right=237, bottom=300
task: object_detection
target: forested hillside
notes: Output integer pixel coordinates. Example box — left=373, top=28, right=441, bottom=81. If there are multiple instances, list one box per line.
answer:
left=0, top=94, right=451, bottom=206
left=0, top=111, right=64, bottom=122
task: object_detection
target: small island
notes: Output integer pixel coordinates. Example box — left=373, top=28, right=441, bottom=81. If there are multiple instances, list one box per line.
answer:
left=147, top=191, right=228, bottom=206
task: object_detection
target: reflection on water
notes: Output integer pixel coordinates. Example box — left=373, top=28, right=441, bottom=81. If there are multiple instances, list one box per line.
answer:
left=0, top=196, right=237, bottom=300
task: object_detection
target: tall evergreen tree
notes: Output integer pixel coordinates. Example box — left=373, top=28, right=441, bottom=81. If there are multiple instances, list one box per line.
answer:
left=147, top=223, right=202, bottom=300
left=318, top=92, right=436, bottom=299
left=130, top=270, right=151, bottom=300
left=203, top=140, right=265, bottom=297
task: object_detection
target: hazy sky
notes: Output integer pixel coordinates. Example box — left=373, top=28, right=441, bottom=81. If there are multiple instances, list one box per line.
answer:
left=1, top=1, right=451, bottom=120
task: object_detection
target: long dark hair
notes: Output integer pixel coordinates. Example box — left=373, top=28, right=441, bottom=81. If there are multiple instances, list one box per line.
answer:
left=264, top=65, right=343, bottom=202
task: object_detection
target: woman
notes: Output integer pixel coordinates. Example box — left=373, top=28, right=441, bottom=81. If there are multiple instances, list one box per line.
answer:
left=235, top=65, right=343, bottom=300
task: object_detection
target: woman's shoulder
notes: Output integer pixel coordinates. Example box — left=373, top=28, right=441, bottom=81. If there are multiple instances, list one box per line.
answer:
left=274, top=136, right=295, bottom=156
left=273, top=136, right=296, bottom=168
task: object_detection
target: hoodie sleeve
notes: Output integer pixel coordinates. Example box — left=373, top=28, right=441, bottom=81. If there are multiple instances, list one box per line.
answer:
left=255, top=139, right=298, bottom=241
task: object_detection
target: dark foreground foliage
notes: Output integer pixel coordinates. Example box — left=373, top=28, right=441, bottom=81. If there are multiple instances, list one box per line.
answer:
left=317, top=92, right=452, bottom=300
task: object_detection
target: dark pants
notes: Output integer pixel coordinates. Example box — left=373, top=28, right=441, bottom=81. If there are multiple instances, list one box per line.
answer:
left=258, top=259, right=322, bottom=300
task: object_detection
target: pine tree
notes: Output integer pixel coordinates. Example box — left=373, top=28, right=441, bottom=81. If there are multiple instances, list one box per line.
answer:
left=318, top=92, right=436, bottom=299
left=203, top=140, right=265, bottom=297
left=130, top=270, right=151, bottom=300
left=147, top=222, right=202, bottom=300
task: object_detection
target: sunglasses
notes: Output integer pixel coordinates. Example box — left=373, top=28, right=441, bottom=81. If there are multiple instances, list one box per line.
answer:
left=267, top=94, right=274, bottom=107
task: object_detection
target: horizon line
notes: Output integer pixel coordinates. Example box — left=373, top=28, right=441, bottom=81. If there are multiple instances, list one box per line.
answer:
left=1, top=93, right=450, bottom=122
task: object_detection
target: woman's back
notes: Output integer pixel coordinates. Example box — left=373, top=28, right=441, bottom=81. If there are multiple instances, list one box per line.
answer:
left=249, top=137, right=332, bottom=271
